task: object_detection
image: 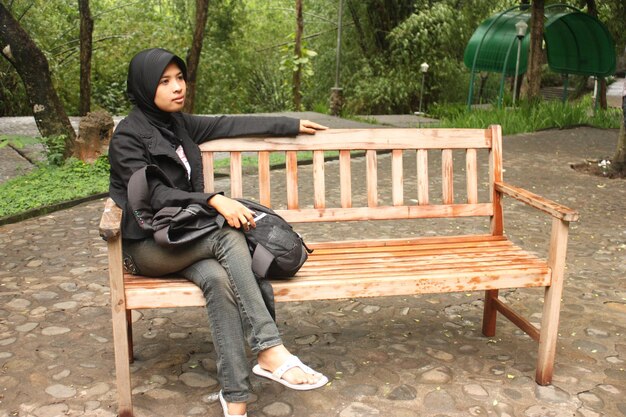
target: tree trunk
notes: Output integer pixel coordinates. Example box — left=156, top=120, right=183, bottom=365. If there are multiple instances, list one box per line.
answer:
left=78, top=0, right=93, bottom=116
left=612, top=94, right=626, bottom=171
left=346, top=0, right=370, bottom=58
left=293, top=0, right=303, bottom=111
left=183, top=0, right=209, bottom=114
left=0, top=4, right=76, bottom=157
left=522, top=0, right=544, bottom=102
left=584, top=0, right=607, bottom=109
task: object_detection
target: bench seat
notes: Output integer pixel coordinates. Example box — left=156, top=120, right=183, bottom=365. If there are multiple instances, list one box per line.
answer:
left=124, top=235, right=549, bottom=306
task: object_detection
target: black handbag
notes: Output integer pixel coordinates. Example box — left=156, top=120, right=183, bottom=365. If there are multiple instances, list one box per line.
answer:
left=127, top=165, right=220, bottom=246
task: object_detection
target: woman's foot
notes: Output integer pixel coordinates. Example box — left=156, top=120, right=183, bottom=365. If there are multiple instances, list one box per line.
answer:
left=255, top=344, right=327, bottom=388
left=219, top=390, right=247, bottom=417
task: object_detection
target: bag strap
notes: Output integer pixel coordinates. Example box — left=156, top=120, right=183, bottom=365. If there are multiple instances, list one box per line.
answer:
left=127, top=166, right=155, bottom=230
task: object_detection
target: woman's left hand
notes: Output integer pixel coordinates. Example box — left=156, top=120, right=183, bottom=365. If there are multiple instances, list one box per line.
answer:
left=299, top=120, right=328, bottom=134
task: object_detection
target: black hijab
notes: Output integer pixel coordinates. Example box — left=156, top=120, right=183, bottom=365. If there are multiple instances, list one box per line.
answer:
left=126, top=48, right=187, bottom=129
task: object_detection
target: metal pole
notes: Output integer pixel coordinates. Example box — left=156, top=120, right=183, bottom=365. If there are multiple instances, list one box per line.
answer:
left=512, top=36, right=522, bottom=106
left=418, top=72, right=425, bottom=114
left=593, top=77, right=599, bottom=113
left=498, top=36, right=517, bottom=108
left=330, top=0, right=344, bottom=116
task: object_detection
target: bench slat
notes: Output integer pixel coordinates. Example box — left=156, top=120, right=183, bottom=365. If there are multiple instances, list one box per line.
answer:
left=277, top=203, right=493, bottom=223
left=417, top=149, right=429, bottom=205
left=286, top=151, right=298, bottom=209
left=366, top=150, right=378, bottom=207
left=272, top=268, right=550, bottom=301
left=230, top=152, right=243, bottom=198
left=259, top=151, right=271, bottom=206
left=313, top=151, right=325, bottom=208
left=202, top=152, right=214, bottom=193
left=466, top=148, right=478, bottom=204
left=392, top=150, right=403, bottom=206
left=442, top=149, right=454, bottom=204
left=306, top=234, right=507, bottom=250
left=339, top=150, right=352, bottom=208
left=198, top=129, right=493, bottom=152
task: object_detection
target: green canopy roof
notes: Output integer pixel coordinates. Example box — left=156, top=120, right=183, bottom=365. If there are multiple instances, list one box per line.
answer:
left=464, top=5, right=616, bottom=78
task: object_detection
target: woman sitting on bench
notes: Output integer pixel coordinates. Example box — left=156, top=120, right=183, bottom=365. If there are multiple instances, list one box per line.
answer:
left=108, top=48, right=328, bottom=417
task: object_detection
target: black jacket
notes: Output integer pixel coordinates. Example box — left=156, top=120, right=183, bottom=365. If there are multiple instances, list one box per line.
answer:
left=108, top=107, right=300, bottom=239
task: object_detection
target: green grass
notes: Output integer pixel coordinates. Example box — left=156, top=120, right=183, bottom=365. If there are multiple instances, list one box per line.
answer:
left=430, top=96, right=622, bottom=134
left=0, top=157, right=109, bottom=218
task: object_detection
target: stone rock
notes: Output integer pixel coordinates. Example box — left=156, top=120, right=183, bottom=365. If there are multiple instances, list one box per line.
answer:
left=6, top=298, right=31, bottom=310
left=524, top=405, right=574, bottom=417
left=419, top=366, right=452, bottom=384
left=262, top=401, right=292, bottom=417
left=0, top=337, right=16, bottom=346
left=16, top=322, right=38, bottom=332
left=463, top=383, right=489, bottom=398
left=423, top=389, right=456, bottom=413
left=342, top=384, right=378, bottom=399
left=295, top=334, right=318, bottom=345
left=42, top=326, right=71, bottom=336
left=45, top=384, right=77, bottom=398
left=179, top=372, right=217, bottom=388
left=534, top=385, right=571, bottom=404
left=33, top=403, right=69, bottom=417
left=578, top=391, right=604, bottom=409
left=386, top=384, right=416, bottom=401
left=53, top=301, right=78, bottom=310
left=81, top=382, right=110, bottom=398
left=339, top=402, right=380, bottom=417
left=425, top=347, right=454, bottom=362
left=53, top=369, right=71, bottom=380
left=74, top=110, right=114, bottom=163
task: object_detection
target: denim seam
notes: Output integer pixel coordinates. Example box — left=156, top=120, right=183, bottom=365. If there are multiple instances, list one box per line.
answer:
left=187, top=263, right=236, bottom=393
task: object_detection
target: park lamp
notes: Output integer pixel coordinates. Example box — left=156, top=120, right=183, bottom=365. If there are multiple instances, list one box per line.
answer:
left=417, top=62, right=429, bottom=115
left=515, top=20, right=528, bottom=39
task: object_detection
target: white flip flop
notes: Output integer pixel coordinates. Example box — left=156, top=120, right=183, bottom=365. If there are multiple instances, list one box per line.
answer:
left=252, top=355, right=328, bottom=391
left=219, top=390, right=247, bottom=417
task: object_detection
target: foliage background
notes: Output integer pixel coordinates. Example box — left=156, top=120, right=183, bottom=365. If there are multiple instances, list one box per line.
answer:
left=1, top=0, right=625, bottom=117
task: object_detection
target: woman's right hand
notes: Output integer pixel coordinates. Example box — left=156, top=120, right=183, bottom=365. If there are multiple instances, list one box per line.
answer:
left=208, top=194, right=256, bottom=231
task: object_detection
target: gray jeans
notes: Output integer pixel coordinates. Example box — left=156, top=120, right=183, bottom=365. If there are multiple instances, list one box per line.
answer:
left=123, top=227, right=282, bottom=403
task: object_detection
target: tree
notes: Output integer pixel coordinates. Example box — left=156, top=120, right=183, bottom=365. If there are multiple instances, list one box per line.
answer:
left=78, top=0, right=93, bottom=116
left=613, top=91, right=626, bottom=172
left=521, top=0, right=544, bottom=102
left=0, top=3, right=76, bottom=156
left=184, top=0, right=209, bottom=113
left=582, top=0, right=607, bottom=110
left=293, top=0, right=303, bottom=111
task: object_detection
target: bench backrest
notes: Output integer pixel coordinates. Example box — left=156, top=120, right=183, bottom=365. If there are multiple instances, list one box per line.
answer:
left=199, top=126, right=504, bottom=235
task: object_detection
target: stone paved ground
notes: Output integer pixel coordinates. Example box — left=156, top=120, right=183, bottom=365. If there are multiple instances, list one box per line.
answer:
left=0, top=119, right=625, bottom=417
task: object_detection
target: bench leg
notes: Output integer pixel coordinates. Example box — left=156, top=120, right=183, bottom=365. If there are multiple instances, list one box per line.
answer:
left=535, top=218, right=570, bottom=385
left=107, top=236, right=134, bottom=416
left=482, top=289, right=499, bottom=337
left=126, top=310, right=134, bottom=364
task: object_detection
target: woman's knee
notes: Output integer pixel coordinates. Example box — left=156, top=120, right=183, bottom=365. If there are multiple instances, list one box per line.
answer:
left=183, top=260, right=231, bottom=295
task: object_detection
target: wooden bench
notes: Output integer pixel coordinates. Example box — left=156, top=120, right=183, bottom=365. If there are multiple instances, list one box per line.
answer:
left=99, top=126, right=579, bottom=416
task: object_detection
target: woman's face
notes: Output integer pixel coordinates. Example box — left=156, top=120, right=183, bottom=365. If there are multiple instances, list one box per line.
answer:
left=154, top=61, right=186, bottom=112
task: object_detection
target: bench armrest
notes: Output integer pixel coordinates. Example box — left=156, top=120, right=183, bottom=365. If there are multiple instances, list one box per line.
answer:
left=495, top=182, right=579, bottom=222
left=99, top=197, right=123, bottom=241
